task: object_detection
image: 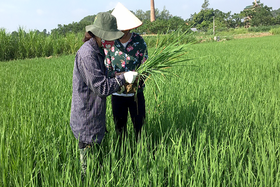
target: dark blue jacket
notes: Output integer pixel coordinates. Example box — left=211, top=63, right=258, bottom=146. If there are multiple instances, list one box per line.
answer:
left=70, top=38, right=125, bottom=144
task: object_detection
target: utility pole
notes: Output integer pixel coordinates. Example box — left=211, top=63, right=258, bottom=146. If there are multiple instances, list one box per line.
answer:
left=150, top=0, right=155, bottom=22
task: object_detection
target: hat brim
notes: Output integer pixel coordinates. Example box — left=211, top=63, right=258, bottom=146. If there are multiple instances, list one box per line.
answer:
left=87, top=25, right=124, bottom=41
left=120, top=23, right=143, bottom=31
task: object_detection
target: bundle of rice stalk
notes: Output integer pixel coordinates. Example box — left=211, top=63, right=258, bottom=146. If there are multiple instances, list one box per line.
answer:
left=135, top=29, right=192, bottom=92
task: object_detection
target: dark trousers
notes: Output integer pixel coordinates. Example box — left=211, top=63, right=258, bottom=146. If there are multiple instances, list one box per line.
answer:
left=111, top=92, right=145, bottom=138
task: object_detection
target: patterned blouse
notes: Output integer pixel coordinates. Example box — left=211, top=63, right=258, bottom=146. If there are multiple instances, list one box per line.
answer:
left=104, top=32, right=148, bottom=78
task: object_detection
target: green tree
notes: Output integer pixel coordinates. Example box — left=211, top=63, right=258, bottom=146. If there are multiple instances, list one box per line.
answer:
left=213, top=9, right=232, bottom=29
left=167, top=16, right=188, bottom=31
left=230, top=13, right=244, bottom=28
left=51, top=15, right=96, bottom=35
left=190, top=9, right=214, bottom=30
left=158, top=6, right=172, bottom=20
left=272, top=15, right=280, bottom=25
left=134, top=8, right=165, bottom=22
left=80, top=15, right=96, bottom=25
left=271, top=8, right=280, bottom=17
left=240, top=1, right=273, bottom=27
left=271, top=8, right=280, bottom=24
left=134, top=10, right=150, bottom=21
left=201, top=0, right=210, bottom=10
left=134, top=8, right=179, bottom=34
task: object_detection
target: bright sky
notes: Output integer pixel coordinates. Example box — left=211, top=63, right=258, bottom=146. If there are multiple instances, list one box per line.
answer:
left=0, top=0, right=279, bottom=33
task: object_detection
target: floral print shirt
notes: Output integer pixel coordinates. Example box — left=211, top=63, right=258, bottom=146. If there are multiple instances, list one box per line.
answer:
left=104, top=32, right=148, bottom=78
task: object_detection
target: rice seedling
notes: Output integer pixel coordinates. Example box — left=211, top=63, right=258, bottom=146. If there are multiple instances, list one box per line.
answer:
left=132, top=29, right=193, bottom=96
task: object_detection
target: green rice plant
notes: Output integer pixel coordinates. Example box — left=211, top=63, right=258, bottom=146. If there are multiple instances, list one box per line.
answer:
left=270, top=27, right=280, bottom=35
left=143, top=31, right=197, bottom=48
left=50, top=32, right=65, bottom=55
left=41, top=36, right=54, bottom=57
left=65, top=32, right=84, bottom=55
left=24, top=30, right=38, bottom=58
left=1, top=35, right=280, bottom=186
left=33, top=32, right=47, bottom=58
left=142, top=34, right=158, bottom=47
left=0, top=29, right=84, bottom=61
left=15, top=27, right=27, bottom=59
left=0, top=29, right=11, bottom=61
left=136, top=29, right=193, bottom=92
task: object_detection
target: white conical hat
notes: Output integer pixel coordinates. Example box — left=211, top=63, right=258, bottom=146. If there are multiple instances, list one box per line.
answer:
left=111, top=2, right=143, bottom=31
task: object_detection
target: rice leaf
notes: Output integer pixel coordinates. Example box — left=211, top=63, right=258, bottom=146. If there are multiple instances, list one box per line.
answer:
left=136, top=28, right=192, bottom=92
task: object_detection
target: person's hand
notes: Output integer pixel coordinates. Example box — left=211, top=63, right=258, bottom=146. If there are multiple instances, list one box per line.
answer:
left=117, top=85, right=125, bottom=94
left=124, top=71, right=138, bottom=84
left=125, top=83, right=137, bottom=93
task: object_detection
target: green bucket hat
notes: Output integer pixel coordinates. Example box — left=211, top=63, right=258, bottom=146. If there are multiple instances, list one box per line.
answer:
left=86, top=12, right=124, bottom=41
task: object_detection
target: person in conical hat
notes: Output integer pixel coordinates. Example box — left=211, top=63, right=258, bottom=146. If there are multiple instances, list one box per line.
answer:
left=104, top=3, right=148, bottom=141
left=70, top=11, right=138, bottom=178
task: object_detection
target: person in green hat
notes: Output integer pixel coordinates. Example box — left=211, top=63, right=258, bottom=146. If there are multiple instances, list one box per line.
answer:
left=69, top=12, right=138, bottom=178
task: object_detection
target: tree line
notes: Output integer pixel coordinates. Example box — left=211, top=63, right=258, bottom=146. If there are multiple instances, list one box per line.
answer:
left=4, top=1, right=279, bottom=37
left=49, top=1, right=280, bottom=35
left=185, top=0, right=280, bottom=32
left=1, top=0, right=280, bottom=62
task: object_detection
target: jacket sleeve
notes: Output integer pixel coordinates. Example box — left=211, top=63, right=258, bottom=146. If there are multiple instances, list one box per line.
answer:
left=77, top=53, right=125, bottom=97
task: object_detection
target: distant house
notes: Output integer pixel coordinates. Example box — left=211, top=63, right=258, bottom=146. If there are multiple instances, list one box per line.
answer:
left=244, top=5, right=255, bottom=10
left=244, top=0, right=258, bottom=10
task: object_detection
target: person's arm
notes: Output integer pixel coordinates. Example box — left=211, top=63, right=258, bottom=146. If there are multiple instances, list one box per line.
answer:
left=77, top=54, right=125, bottom=97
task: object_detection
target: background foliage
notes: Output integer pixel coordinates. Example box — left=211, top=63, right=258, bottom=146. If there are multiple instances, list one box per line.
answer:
left=2, top=1, right=280, bottom=36
left=0, top=1, right=280, bottom=62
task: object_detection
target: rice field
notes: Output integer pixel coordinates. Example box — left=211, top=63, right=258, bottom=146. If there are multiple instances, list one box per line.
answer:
left=1, top=35, right=280, bottom=186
